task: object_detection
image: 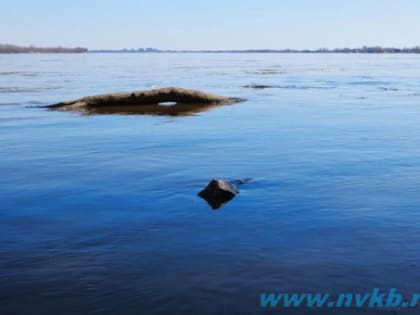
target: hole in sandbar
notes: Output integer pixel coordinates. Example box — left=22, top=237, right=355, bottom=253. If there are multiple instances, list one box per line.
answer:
left=158, top=101, right=177, bottom=107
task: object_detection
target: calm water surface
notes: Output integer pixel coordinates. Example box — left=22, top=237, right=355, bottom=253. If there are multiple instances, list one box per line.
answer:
left=1, top=53, right=420, bottom=314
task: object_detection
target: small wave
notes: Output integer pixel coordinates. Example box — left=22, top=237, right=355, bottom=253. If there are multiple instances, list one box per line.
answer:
left=0, top=87, right=38, bottom=93
left=0, top=102, right=23, bottom=106
left=27, top=100, right=47, bottom=105
left=378, top=87, right=399, bottom=91
left=0, top=116, right=39, bottom=122
left=0, top=71, right=39, bottom=77
left=40, top=59, right=61, bottom=62
left=244, top=84, right=335, bottom=90
left=22, top=73, right=39, bottom=77
left=43, top=86, right=61, bottom=90
left=0, top=86, right=60, bottom=93
left=246, top=69, right=285, bottom=75
left=349, top=80, right=391, bottom=86
left=0, top=71, right=19, bottom=75
left=0, top=100, right=46, bottom=106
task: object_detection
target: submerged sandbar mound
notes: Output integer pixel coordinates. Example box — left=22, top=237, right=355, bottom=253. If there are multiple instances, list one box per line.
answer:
left=48, top=87, right=244, bottom=115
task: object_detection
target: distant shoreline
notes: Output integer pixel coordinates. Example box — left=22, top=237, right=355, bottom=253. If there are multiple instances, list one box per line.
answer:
left=90, top=46, right=420, bottom=54
left=0, top=44, right=87, bottom=54
left=1, top=44, right=420, bottom=54
left=89, top=50, right=420, bottom=54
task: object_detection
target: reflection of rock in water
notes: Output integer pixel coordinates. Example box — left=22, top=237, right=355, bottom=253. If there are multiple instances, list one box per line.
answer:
left=71, top=102, right=231, bottom=116
left=198, top=179, right=239, bottom=210
left=47, top=87, right=244, bottom=116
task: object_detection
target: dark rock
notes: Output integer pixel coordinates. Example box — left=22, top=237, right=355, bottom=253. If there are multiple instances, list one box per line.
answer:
left=198, top=179, right=238, bottom=210
left=47, top=87, right=244, bottom=116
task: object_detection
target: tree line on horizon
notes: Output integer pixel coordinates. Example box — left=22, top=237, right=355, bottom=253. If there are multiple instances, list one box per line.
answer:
left=91, top=46, right=420, bottom=53
left=0, top=44, right=88, bottom=53
left=2, top=44, right=420, bottom=54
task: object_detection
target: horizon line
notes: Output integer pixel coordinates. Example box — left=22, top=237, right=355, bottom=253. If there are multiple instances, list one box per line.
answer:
left=2, top=43, right=420, bottom=54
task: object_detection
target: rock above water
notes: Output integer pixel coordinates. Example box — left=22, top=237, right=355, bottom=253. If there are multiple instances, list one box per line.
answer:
left=198, top=179, right=239, bottom=210
left=47, top=87, right=244, bottom=115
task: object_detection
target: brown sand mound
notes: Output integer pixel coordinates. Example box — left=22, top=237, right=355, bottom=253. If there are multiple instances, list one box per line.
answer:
left=48, top=87, right=244, bottom=115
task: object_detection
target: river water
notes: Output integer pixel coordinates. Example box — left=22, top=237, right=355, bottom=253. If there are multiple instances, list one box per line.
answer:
left=1, top=53, right=420, bottom=314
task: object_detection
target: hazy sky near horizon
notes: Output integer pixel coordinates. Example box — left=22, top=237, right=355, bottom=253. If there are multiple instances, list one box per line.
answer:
left=2, top=0, right=420, bottom=50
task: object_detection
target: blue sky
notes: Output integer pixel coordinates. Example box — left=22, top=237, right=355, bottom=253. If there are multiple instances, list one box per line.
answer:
left=2, top=0, right=420, bottom=50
